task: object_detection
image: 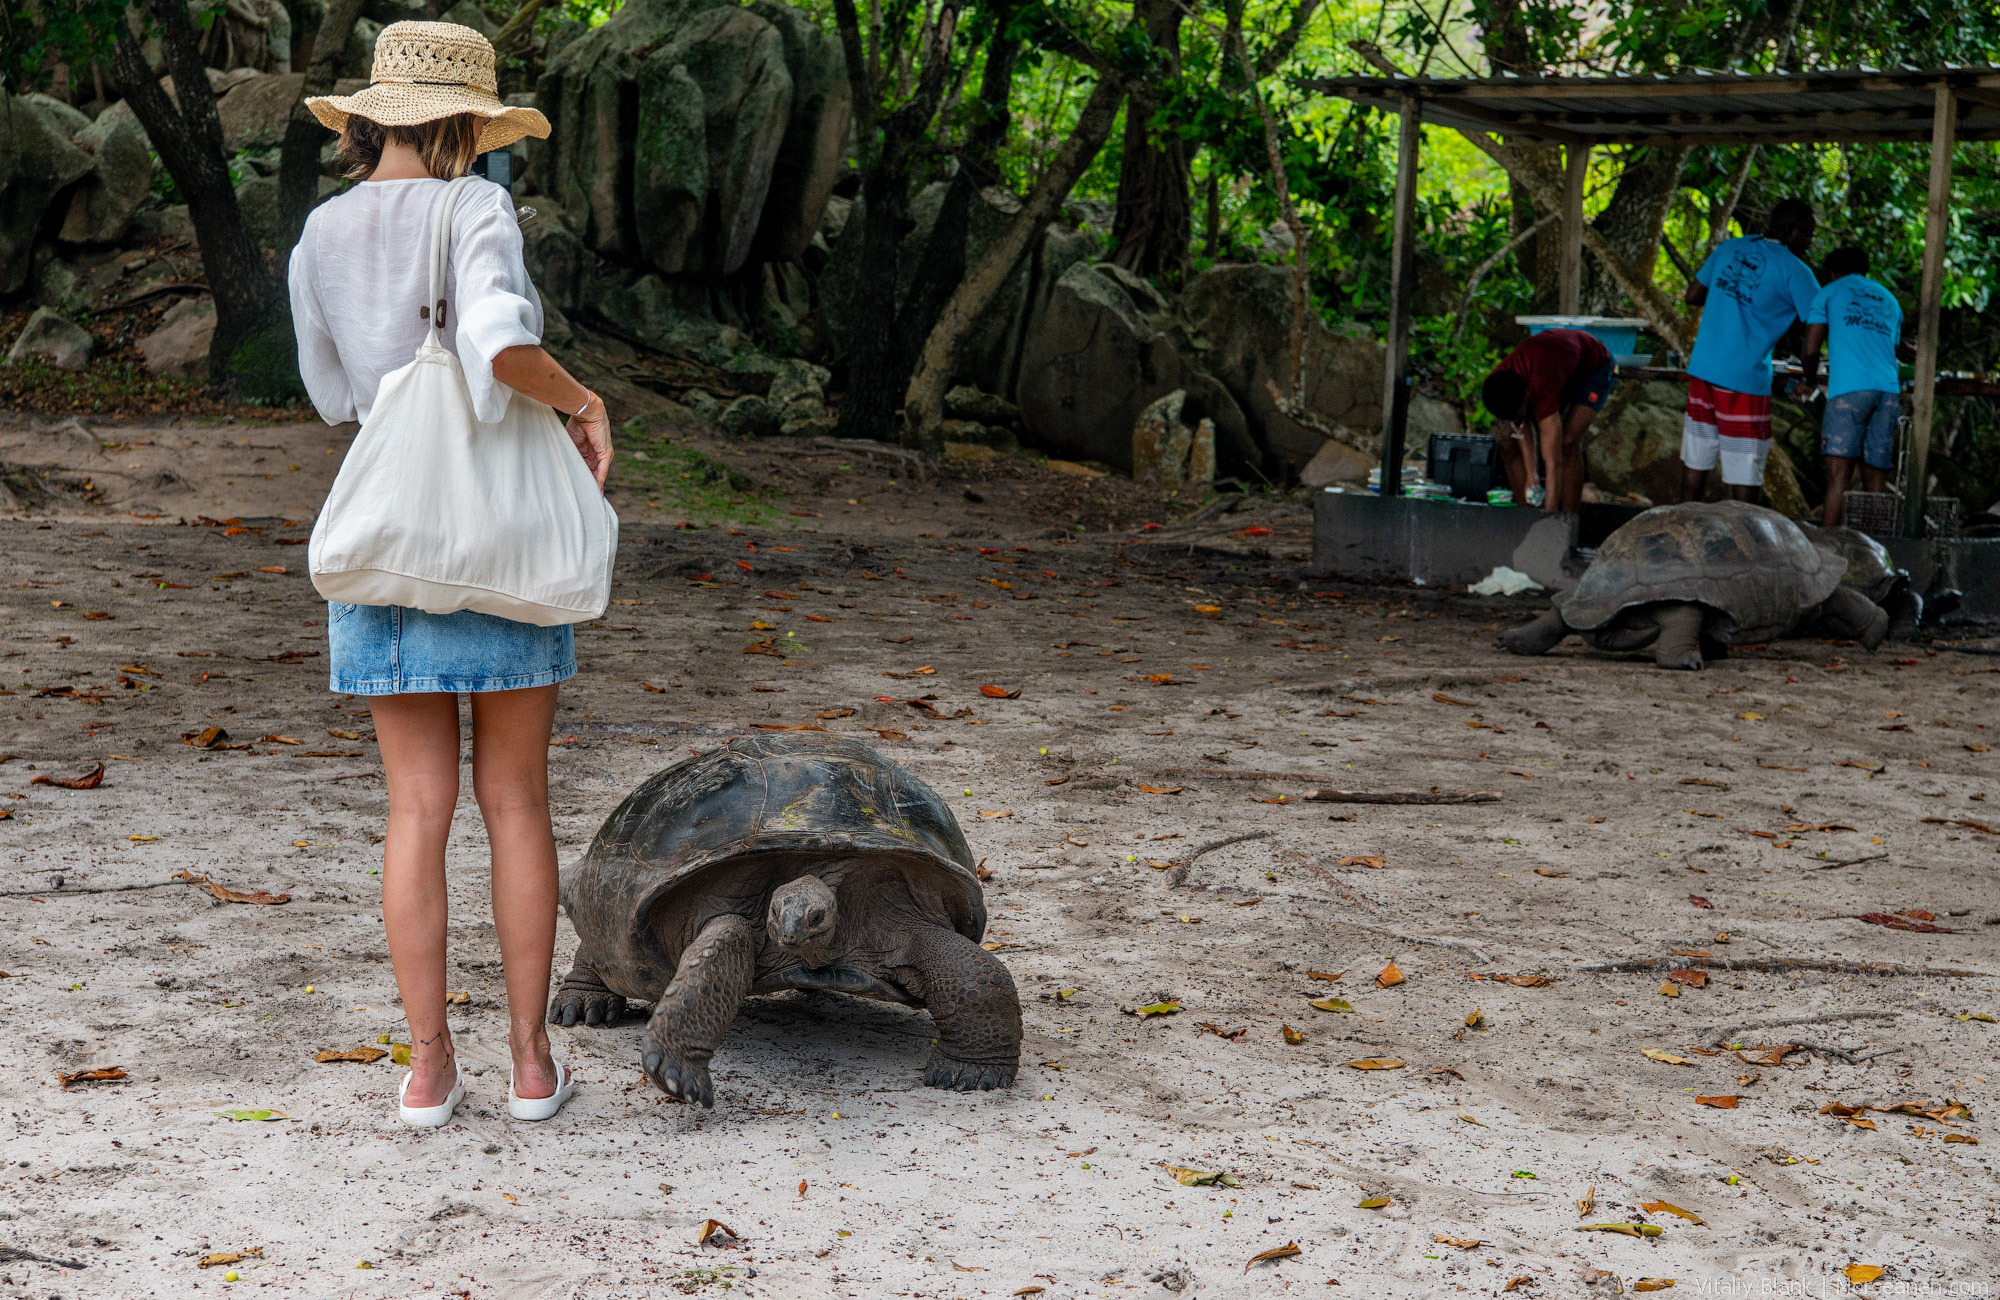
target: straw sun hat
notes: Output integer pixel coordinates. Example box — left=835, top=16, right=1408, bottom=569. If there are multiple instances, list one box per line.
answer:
left=305, top=21, right=550, bottom=153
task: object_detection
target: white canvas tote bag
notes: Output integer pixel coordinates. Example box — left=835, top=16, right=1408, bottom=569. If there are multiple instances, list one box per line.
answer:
left=308, top=175, right=617, bottom=626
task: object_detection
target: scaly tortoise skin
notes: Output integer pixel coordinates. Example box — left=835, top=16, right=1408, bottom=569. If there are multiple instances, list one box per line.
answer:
left=549, top=734, right=1021, bottom=1107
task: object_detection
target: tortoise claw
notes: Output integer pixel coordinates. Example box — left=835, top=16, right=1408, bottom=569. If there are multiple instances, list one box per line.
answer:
left=642, top=1043, right=715, bottom=1108
left=548, top=987, right=626, bottom=1029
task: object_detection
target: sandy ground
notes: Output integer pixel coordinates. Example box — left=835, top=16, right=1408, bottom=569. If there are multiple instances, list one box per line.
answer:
left=2, top=409, right=1998, bottom=1300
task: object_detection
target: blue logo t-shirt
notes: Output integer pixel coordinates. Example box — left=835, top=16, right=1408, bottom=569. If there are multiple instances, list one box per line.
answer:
left=1687, top=236, right=1820, bottom=395
left=1806, top=274, right=1903, bottom=398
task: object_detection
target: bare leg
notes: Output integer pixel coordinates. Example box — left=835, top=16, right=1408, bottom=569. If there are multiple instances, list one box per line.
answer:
left=1728, top=483, right=1759, bottom=504
left=644, top=913, right=757, bottom=1107
left=1680, top=466, right=1708, bottom=504
left=371, top=692, right=464, bottom=1109
left=470, top=685, right=561, bottom=1102
left=1557, top=404, right=1594, bottom=514
left=1651, top=602, right=1707, bottom=670
left=1494, top=426, right=1530, bottom=500
left=1859, top=463, right=1888, bottom=494
left=1823, top=454, right=1856, bottom=527
left=897, top=926, right=1022, bottom=1091
left=1498, top=607, right=1571, bottom=656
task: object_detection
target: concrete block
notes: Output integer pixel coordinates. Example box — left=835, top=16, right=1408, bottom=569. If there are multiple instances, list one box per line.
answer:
left=1311, top=490, right=1579, bottom=592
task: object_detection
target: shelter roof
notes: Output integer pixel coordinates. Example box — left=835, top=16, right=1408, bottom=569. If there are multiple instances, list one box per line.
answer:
left=1302, top=67, right=2000, bottom=145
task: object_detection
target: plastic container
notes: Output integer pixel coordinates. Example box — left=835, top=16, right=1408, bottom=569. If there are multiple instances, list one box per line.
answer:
left=1516, top=315, right=1649, bottom=357
left=1425, top=433, right=1497, bottom=501
left=1486, top=487, right=1515, bottom=507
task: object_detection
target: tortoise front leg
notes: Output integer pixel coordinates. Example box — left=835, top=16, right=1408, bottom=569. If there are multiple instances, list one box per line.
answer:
left=547, top=958, right=628, bottom=1028
left=643, top=913, right=756, bottom=1108
left=897, top=926, right=1022, bottom=1091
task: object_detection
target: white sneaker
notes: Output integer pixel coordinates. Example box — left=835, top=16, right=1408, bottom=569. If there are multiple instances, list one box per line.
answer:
left=507, top=1059, right=575, bottom=1122
left=398, top=1063, right=466, bottom=1129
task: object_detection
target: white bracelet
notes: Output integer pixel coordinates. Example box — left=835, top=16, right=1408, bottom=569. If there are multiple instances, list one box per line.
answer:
left=573, top=391, right=593, bottom=417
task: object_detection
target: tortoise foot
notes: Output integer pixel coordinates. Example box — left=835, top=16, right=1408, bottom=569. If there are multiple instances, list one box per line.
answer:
left=548, top=965, right=628, bottom=1028
left=641, top=1030, right=716, bottom=1108
left=924, top=1053, right=1016, bottom=1091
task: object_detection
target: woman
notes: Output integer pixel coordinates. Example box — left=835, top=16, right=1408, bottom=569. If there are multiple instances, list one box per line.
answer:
left=290, top=21, right=611, bottom=1127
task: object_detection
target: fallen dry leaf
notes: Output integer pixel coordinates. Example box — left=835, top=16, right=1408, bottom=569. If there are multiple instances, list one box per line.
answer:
left=1307, top=970, right=1344, bottom=982
left=815, top=708, right=855, bottom=719
left=1246, top=1241, right=1302, bottom=1269
left=29, top=763, right=104, bottom=790
left=1533, top=867, right=1569, bottom=877
left=1164, top=1165, right=1241, bottom=1187
left=315, top=1047, right=388, bottom=1064
left=1695, top=1096, right=1739, bottom=1110
left=1578, top=1184, right=1595, bottom=1217
left=1644, top=1201, right=1707, bottom=1224
left=1856, top=912, right=1957, bottom=934
left=1633, top=1281, right=1676, bottom=1292
left=1281, top=1024, right=1305, bottom=1044
left=1433, top=1235, right=1482, bottom=1249
left=1664, top=968, right=1709, bottom=987
left=1458, top=1111, right=1485, bottom=1127
left=1642, top=1048, right=1696, bottom=1066
left=1844, top=1265, right=1885, bottom=1285
left=1340, top=855, right=1386, bottom=869
left=1579, top=1223, right=1663, bottom=1238
left=979, top=810, right=1014, bottom=819
left=1308, top=997, right=1353, bottom=1013
left=1658, top=981, right=1682, bottom=998
left=979, top=685, right=1022, bottom=699
left=1138, top=784, right=1183, bottom=795
left=1345, top=1058, right=1406, bottom=1070
left=1357, top=1196, right=1392, bottom=1209
left=1505, top=1278, right=1534, bottom=1292
left=1124, top=1001, right=1181, bottom=1017
left=1465, top=1008, right=1486, bottom=1028
left=173, top=870, right=290, bottom=906
left=57, top=1067, right=127, bottom=1090
left=695, top=1219, right=741, bottom=1247
left=1013, top=1288, right=1045, bottom=1297
left=197, top=1247, right=264, bottom=1268
left=1376, top=961, right=1405, bottom=988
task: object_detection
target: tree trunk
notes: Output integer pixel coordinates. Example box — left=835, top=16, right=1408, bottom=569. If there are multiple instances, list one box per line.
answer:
left=277, top=0, right=365, bottom=259
left=1108, top=0, right=1188, bottom=284
left=902, top=75, right=1128, bottom=446
left=1584, top=142, right=1690, bottom=315
left=115, top=0, right=299, bottom=400
left=829, top=0, right=962, bottom=443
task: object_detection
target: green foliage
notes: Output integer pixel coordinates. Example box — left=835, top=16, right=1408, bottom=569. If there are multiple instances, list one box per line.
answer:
left=1, top=0, right=129, bottom=94
left=612, top=424, right=790, bottom=526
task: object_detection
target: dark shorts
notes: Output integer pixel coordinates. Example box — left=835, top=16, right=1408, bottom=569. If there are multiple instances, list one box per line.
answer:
left=1565, top=361, right=1618, bottom=415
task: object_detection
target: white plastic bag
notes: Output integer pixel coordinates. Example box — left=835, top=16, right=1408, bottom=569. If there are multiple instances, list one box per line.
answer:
left=308, top=176, right=615, bottom=626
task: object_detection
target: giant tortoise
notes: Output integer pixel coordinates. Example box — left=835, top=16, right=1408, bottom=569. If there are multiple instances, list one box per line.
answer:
left=1499, top=501, right=1888, bottom=669
left=549, top=734, right=1021, bottom=1107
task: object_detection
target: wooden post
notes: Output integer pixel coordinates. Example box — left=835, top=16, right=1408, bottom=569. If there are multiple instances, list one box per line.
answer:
left=1904, top=85, right=1957, bottom=538
left=1558, top=143, right=1590, bottom=315
left=1378, top=95, right=1421, bottom=497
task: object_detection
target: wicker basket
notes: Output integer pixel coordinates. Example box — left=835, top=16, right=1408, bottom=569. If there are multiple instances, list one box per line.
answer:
left=1841, top=490, right=1960, bottom=540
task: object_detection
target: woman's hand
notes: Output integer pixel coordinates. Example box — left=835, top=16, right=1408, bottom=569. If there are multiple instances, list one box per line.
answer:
left=566, top=390, right=612, bottom=490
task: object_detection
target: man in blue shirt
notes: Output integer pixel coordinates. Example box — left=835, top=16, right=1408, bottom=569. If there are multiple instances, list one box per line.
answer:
left=1680, top=199, right=1820, bottom=503
left=1795, top=246, right=1907, bottom=528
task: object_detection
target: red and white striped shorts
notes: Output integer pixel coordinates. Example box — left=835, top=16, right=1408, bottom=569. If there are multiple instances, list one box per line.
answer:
left=1681, top=376, right=1772, bottom=486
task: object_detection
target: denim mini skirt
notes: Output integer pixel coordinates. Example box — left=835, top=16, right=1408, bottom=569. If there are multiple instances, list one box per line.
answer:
left=327, top=603, right=577, bottom=695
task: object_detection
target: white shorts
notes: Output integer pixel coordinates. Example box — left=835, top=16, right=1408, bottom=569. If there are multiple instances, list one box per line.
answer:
left=1681, top=378, right=1772, bottom=486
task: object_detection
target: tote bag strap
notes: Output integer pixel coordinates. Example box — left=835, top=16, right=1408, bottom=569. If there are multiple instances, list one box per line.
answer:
left=423, top=174, right=482, bottom=348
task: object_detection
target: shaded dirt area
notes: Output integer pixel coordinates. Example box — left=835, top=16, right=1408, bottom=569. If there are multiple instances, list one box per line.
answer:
left=0, top=417, right=1996, bottom=1299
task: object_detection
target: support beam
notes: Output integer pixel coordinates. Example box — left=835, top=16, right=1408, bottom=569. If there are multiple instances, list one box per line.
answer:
left=1377, top=95, right=1421, bottom=498
left=1558, top=143, right=1590, bottom=315
left=1903, top=84, right=1956, bottom=538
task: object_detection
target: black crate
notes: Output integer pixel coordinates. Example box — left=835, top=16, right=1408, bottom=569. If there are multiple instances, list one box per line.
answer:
left=1425, top=433, right=1497, bottom=501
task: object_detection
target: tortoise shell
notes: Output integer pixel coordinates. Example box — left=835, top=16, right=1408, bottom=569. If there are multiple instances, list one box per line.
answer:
left=1559, top=501, right=1846, bottom=642
left=1806, top=523, right=1901, bottom=603
left=559, top=734, right=985, bottom=998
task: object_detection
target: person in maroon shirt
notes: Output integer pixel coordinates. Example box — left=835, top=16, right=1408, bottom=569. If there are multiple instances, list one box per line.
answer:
left=1479, top=328, right=1616, bottom=512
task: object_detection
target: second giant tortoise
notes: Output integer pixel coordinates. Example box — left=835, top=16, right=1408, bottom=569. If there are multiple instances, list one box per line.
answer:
left=1500, top=501, right=1888, bottom=669
left=550, top=734, right=1021, bottom=1107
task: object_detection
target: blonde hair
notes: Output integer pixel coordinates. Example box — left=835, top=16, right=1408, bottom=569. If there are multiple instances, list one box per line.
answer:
left=337, top=113, right=483, bottom=181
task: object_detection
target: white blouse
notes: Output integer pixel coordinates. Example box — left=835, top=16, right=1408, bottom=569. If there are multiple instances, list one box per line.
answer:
left=288, top=176, right=543, bottom=426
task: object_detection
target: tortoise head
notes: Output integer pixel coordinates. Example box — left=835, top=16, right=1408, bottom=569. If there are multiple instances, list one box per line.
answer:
left=768, top=872, right=840, bottom=969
